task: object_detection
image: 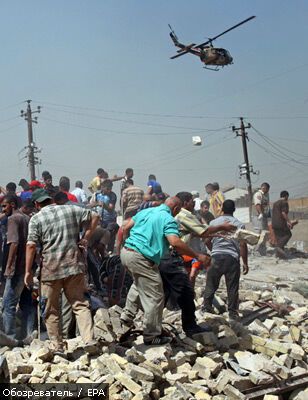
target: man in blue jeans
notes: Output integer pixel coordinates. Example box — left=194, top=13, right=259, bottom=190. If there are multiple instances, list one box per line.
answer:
left=1, top=194, right=29, bottom=339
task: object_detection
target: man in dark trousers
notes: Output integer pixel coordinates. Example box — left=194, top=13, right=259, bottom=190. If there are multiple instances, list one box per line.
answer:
left=120, top=197, right=209, bottom=345
left=272, top=191, right=298, bottom=259
left=203, top=200, right=248, bottom=321
left=159, top=192, right=236, bottom=337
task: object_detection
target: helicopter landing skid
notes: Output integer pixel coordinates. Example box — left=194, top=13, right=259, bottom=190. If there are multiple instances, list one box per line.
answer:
left=203, top=66, right=220, bottom=71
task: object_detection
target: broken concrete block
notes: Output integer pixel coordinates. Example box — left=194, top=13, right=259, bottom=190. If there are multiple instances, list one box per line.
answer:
left=234, top=351, right=268, bottom=371
left=132, top=392, right=151, bottom=400
left=115, top=372, right=142, bottom=395
left=109, top=381, right=123, bottom=395
left=248, top=319, right=270, bottom=336
left=127, top=364, right=154, bottom=382
left=138, top=361, right=164, bottom=381
left=195, top=390, right=212, bottom=400
left=278, top=354, right=294, bottom=369
left=264, top=339, right=290, bottom=354
left=139, top=344, right=173, bottom=364
left=110, top=353, right=128, bottom=367
left=165, top=371, right=189, bottom=385
left=125, top=347, right=146, bottom=364
left=289, top=325, right=301, bottom=343
left=289, top=307, right=307, bottom=320
left=183, top=383, right=210, bottom=395
left=249, top=370, right=274, bottom=385
left=193, top=356, right=222, bottom=379
left=177, top=362, right=192, bottom=374
left=188, top=369, right=199, bottom=380
left=263, top=318, right=276, bottom=332
left=214, top=369, right=253, bottom=393
left=289, top=343, right=305, bottom=360
left=223, top=384, right=246, bottom=400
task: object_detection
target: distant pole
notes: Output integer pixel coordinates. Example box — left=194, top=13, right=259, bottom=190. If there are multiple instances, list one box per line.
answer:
left=232, top=118, right=253, bottom=219
left=20, top=100, right=41, bottom=180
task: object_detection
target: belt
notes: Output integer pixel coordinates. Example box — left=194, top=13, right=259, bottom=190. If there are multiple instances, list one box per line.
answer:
left=124, top=246, right=137, bottom=253
left=124, top=247, right=155, bottom=265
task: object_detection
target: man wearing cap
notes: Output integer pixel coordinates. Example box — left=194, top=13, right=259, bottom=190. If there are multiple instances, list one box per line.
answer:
left=25, top=189, right=100, bottom=352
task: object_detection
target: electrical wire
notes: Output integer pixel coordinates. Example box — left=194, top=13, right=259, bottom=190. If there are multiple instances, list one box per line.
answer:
left=251, top=125, right=308, bottom=160
left=32, top=100, right=308, bottom=121
left=40, top=115, right=228, bottom=136
left=42, top=106, right=224, bottom=132
left=249, top=138, right=307, bottom=173
left=0, top=122, right=24, bottom=133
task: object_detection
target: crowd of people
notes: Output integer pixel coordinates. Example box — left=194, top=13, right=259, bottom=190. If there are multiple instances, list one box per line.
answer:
left=0, top=168, right=298, bottom=351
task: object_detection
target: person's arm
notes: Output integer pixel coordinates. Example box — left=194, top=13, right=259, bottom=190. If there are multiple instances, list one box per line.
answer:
left=121, top=191, right=128, bottom=211
left=240, top=241, right=248, bottom=275
left=166, top=235, right=208, bottom=265
left=123, top=218, right=135, bottom=241
left=81, top=191, right=88, bottom=204
left=110, top=175, right=124, bottom=183
left=88, top=183, right=94, bottom=194
left=81, top=213, right=100, bottom=244
left=24, top=243, right=36, bottom=288
left=6, top=243, right=18, bottom=274
left=201, top=222, right=236, bottom=238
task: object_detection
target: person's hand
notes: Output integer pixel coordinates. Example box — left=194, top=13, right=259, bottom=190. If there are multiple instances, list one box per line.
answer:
left=221, top=222, right=237, bottom=232
left=242, top=263, right=249, bottom=275
left=24, top=272, right=33, bottom=289
left=197, top=253, right=211, bottom=267
left=257, top=213, right=263, bottom=220
left=78, top=238, right=88, bottom=250
left=287, top=221, right=293, bottom=230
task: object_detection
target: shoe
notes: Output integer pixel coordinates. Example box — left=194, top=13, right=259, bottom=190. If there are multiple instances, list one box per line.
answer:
left=120, top=316, right=134, bottom=328
left=83, top=340, right=100, bottom=355
left=144, top=336, right=172, bottom=345
left=275, top=247, right=287, bottom=259
left=201, top=306, right=215, bottom=314
left=228, top=313, right=241, bottom=322
left=22, top=330, right=38, bottom=346
left=185, top=325, right=212, bottom=337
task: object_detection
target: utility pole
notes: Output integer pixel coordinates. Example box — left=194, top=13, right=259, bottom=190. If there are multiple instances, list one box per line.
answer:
left=232, top=117, right=257, bottom=220
left=20, top=100, right=41, bottom=180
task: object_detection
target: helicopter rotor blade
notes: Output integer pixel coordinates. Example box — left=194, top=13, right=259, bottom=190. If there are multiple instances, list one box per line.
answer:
left=170, top=44, right=196, bottom=59
left=196, top=15, right=256, bottom=48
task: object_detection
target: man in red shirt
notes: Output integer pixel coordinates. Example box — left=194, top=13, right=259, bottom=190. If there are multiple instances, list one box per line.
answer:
left=59, top=176, right=78, bottom=203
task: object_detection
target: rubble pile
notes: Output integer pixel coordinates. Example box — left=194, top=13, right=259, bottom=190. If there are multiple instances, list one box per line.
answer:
left=0, top=283, right=307, bottom=399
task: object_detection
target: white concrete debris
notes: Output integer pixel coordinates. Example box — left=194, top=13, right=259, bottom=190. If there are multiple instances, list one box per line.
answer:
left=1, top=255, right=307, bottom=400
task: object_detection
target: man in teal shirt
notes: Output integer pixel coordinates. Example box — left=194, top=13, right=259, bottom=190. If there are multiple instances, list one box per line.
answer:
left=120, top=196, right=208, bottom=345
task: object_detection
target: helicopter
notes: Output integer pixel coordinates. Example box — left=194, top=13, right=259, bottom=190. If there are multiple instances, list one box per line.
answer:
left=168, top=16, right=255, bottom=70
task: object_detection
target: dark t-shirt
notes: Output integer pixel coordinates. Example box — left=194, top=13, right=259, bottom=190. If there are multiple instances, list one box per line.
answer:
left=5, top=211, right=29, bottom=277
left=272, top=199, right=289, bottom=230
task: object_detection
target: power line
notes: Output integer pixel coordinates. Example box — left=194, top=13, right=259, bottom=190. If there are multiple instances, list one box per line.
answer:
left=42, top=106, right=222, bottom=132
left=32, top=100, right=308, bottom=120
left=251, top=125, right=308, bottom=160
left=40, top=115, right=228, bottom=136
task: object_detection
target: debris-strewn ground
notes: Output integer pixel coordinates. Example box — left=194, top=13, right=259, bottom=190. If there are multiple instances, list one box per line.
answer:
left=0, top=253, right=307, bottom=400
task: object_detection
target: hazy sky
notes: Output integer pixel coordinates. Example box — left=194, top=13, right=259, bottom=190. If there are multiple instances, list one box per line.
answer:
left=1, top=0, right=308, bottom=200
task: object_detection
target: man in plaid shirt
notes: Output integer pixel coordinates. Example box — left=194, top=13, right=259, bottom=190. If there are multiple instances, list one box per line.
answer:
left=25, top=189, right=99, bottom=352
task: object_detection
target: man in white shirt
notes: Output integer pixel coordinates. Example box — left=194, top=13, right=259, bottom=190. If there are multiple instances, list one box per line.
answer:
left=72, top=181, right=88, bottom=204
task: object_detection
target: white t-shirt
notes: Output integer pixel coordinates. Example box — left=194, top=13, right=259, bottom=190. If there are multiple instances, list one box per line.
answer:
left=71, top=187, right=88, bottom=204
